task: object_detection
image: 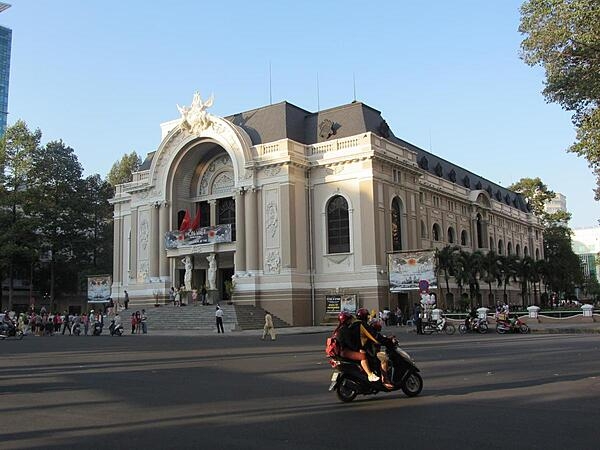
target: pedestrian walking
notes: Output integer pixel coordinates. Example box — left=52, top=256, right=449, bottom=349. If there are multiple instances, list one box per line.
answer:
left=215, top=305, right=224, bottom=333
left=141, top=309, right=148, bottom=334
left=130, top=313, right=137, bottom=334
left=413, top=303, right=423, bottom=335
left=201, top=285, right=207, bottom=305
left=82, top=312, right=89, bottom=336
left=124, top=290, right=129, bottom=310
left=261, top=310, right=276, bottom=341
left=61, top=311, right=71, bottom=335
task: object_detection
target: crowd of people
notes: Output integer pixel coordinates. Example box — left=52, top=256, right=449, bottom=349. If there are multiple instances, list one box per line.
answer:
left=0, top=305, right=148, bottom=336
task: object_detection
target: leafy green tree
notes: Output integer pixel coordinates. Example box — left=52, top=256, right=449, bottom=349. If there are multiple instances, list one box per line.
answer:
left=543, top=225, right=584, bottom=297
left=0, top=121, right=42, bottom=309
left=519, top=0, right=600, bottom=198
left=454, top=250, right=483, bottom=307
left=508, top=177, right=571, bottom=226
left=107, top=151, right=142, bottom=186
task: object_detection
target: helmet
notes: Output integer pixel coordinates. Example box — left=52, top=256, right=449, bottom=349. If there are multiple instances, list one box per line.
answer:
left=369, top=318, right=382, bottom=332
left=356, top=308, right=370, bottom=322
left=338, top=311, right=352, bottom=325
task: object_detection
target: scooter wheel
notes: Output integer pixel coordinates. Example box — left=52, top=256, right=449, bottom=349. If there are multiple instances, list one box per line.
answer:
left=496, top=325, right=507, bottom=334
left=458, top=324, right=467, bottom=335
left=478, top=323, right=488, bottom=334
left=336, top=380, right=358, bottom=403
left=519, top=324, right=530, bottom=334
left=401, top=372, right=423, bottom=397
left=445, top=324, right=456, bottom=335
left=17, top=331, right=24, bottom=340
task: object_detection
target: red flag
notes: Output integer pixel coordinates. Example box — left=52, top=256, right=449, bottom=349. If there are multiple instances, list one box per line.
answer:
left=179, top=209, right=191, bottom=232
left=190, top=208, right=201, bottom=231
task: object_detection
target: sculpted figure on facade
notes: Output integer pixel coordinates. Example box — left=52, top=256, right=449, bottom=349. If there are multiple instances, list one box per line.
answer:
left=182, top=255, right=193, bottom=291
left=207, top=253, right=217, bottom=290
left=177, top=92, right=214, bottom=134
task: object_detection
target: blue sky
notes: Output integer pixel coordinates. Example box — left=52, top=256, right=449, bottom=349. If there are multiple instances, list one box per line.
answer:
left=3, top=0, right=598, bottom=228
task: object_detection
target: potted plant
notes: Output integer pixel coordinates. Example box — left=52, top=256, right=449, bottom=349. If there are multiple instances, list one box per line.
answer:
left=224, top=279, right=235, bottom=305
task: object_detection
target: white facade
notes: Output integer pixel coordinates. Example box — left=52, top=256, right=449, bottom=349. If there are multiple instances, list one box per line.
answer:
left=111, top=95, right=544, bottom=325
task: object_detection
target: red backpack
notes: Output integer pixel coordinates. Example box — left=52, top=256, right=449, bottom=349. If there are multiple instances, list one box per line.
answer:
left=325, top=324, right=343, bottom=357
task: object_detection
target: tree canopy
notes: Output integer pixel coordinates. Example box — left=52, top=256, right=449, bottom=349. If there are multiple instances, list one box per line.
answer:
left=107, top=151, right=142, bottom=186
left=519, top=0, right=600, bottom=198
left=509, top=176, right=571, bottom=226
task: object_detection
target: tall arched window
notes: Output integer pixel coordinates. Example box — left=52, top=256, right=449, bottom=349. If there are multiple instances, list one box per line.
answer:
left=391, top=197, right=402, bottom=251
left=217, top=198, right=236, bottom=241
left=507, top=242, right=512, bottom=255
left=461, top=230, right=468, bottom=246
left=447, top=227, right=456, bottom=244
left=327, top=195, right=350, bottom=253
left=516, top=244, right=521, bottom=257
left=535, top=248, right=540, bottom=260
left=421, top=220, right=427, bottom=238
left=476, top=213, right=483, bottom=248
left=432, top=223, right=441, bottom=241
left=498, top=239, right=504, bottom=255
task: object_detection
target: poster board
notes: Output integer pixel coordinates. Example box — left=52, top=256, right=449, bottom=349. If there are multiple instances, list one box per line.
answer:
left=388, top=250, right=437, bottom=292
left=87, top=275, right=112, bottom=303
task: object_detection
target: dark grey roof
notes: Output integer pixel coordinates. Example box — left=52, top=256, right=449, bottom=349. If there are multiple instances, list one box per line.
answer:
left=139, top=151, right=155, bottom=171
left=142, top=100, right=530, bottom=213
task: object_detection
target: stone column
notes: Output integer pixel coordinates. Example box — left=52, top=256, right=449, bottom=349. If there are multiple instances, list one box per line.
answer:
left=234, top=189, right=246, bottom=272
left=245, top=188, right=259, bottom=271
left=209, top=200, right=217, bottom=227
left=149, top=205, right=160, bottom=279
left=113, top=216, right=123, bottom=285
left=130, top=207, right=138, bottom=281
left=159, top=201, right=170, bottom=279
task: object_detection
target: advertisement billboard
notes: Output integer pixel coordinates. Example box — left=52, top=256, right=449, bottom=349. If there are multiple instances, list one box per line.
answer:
left=388, top=250, right=437, bottom=292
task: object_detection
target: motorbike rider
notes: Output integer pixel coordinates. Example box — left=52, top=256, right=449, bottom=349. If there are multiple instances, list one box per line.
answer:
left=336, top=310, right=381, bottom=382
left=465, top=306, right=477, bottom=330
left=367, top=318, right=395, bottom=389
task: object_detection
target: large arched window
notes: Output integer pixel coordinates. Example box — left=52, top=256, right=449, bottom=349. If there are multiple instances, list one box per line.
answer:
left=421, top=220, right=427, bottom=238
left=507, top=242, right=512, bottom=255
left=432, top=223, right=441, bottom=241
left=516, top=244, right=521, bottom=257
left=327, top=195, right=350, bottom=253
left=476, top=213, right=483, bottom=248
left=498, top=239, right=504, bottom=255
left=461, top=230, right=469, bottom=246
left=391, top=197, right=403, bottom=251
left=217, top=198, right=236, bottom=241
left=447, top=227, right=456, bottom=244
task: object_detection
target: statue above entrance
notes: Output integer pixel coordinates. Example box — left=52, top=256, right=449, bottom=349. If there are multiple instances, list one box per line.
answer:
left=177, top=91, right=214, bottom=134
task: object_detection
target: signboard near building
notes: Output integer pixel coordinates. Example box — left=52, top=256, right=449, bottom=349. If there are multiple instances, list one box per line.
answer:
left=325, top=294, right=357, bottom=314
left=87, top=275, right=112, bottom=303
left=165, top=224, right=232, bottom=250
left=388, top=250, right=437, bottom=292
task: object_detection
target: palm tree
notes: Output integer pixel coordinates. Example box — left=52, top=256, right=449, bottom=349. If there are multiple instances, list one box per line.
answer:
left=498, top=254, right=519, bottom=304
left=435, top=245, right=460, bottom=308
left=480, top=250, right=501, bottom=306
left=516, top=256, right=535, bottom=308
left=454, top=250, right=483, bottom=308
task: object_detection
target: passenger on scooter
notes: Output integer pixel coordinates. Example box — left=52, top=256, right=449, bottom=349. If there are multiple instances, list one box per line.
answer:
left=367, top=318, right=394, bottom=389
left=465, top=306, right=477, bottom=330
left=336, top=310, right=381, bottom=382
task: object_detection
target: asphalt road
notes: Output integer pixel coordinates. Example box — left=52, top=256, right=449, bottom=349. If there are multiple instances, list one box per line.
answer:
left=1, top=332, right=599, bottom=450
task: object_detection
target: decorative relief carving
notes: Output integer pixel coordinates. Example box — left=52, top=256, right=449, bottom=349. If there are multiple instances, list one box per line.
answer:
left=266, top=201, right=279, bottom=238
left=262, top=166, right=282, bottom=177
left=212, top=171, right=235, bottom=195
left=138, top=261, right=149, bottom=282
left=139, top=219, right=149, bottom=250
left=199, top=156, right=234, bottom=195
left=265, top=250, right=281, bottom=273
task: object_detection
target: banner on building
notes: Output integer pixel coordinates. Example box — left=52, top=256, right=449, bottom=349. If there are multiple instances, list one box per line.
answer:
left=165, top=224, right=232, bottom=250
left=87, top=275, right=112, bottom=303
left=388, top=250, right=437, bottom=292
left=325, top=294, right=357, bottom=314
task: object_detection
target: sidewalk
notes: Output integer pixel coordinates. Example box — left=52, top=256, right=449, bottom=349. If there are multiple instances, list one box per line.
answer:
left=143, top=321, right=600, bottom=337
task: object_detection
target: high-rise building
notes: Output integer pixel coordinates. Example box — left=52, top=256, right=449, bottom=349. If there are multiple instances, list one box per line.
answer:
left=545, top=192, right=567, bottom=215
left=0, top=3, right=11, bottom=136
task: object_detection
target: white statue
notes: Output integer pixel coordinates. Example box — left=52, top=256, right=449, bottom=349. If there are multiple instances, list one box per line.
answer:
left=177, top=92, right=214, bottom=134
left=207, top=253, right=217, bottom=291
left=182, top=256, right=193, bottom=291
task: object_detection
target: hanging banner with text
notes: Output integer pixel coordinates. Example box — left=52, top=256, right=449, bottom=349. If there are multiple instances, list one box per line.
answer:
left=388, top=250, right=437, bottom=292
left=165, top=224, right=232, bottom=250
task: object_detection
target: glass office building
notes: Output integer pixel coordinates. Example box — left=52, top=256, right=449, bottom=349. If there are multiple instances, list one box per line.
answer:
left=0, top=25, right=10, bottom=135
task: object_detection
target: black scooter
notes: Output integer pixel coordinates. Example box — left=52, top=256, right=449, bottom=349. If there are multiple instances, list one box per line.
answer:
left=0, top=321, right=24, bottom=340
left=328, top=337, right=423, bottom=403
left=92, top=321, right=103, bottom=336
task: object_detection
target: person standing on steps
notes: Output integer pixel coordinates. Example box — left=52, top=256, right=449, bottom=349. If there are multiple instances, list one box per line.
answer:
left=261, top=310, right=276, bottom=340
left=124, top=290, right=129, bottom=310
left=215, top=305, right=224, bottom=333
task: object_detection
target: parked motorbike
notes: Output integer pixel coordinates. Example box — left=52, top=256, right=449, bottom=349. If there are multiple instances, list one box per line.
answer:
left=0, top=321, right=24, bottom=340
left=328, top=336, right=423, bottom=403
left=71, top=323, right=81, bottom=336
left=423, top=317, right=456, bottom=335
left=109, top=320, right=123, bottom=336
left=496, top=317, right=530, bottom=334
left=92, top=321, right=103, bottom=336
left=458, top=317, right=488, bottom=334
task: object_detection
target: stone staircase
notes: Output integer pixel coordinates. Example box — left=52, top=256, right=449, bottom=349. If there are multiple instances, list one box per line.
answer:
left=135, top=303, right=289, bottom=332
